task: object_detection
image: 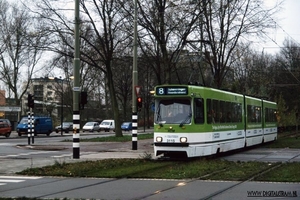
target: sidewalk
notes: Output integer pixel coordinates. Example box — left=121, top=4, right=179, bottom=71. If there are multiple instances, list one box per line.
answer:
left=69, top=138, right=155, bottom=160
left=17, top=129, right=155, bottom=160
left=21, top=138, right=154, bottom=157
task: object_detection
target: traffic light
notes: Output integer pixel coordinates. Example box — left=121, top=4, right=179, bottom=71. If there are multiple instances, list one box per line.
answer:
left=137, top=97, right=143, bottom=112
left=27, top=94, right=34, bottom=109
left=80, top=91, right=88, bottom=110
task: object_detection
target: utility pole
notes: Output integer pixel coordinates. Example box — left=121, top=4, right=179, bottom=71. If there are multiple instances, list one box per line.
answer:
left=60, top=78, right=64, bottom=136
left=132, top=0, right=138, bottom=150
left=73, top=0, right=80, bottom=159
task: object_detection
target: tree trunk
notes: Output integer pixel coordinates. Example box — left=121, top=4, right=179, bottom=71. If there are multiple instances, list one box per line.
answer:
left=106, top=67, right=123, bottom=137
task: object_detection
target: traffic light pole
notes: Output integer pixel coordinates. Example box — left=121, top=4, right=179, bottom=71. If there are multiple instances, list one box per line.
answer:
left=27, top=94, right=35, bottom=145
left=31, top=109, right=34, bottom=144
left=27, top=111, right=31, bottom=145
left=73, top=0, right=80, bottom=159
left=132, top=0, right=138, bottom=150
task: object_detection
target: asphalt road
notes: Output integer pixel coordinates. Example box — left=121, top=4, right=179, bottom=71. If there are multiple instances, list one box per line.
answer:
left=0, top=175, right=299, bottom=199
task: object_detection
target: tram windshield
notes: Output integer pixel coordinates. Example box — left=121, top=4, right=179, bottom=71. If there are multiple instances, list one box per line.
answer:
left=155, top=99, right=191, bottom=124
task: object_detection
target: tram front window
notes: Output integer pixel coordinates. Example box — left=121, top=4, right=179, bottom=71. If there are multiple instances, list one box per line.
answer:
left=155, top=99, right=191, bottom=124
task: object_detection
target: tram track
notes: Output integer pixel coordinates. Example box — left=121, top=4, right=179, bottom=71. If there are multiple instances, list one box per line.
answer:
left=199, top=150, right=300, bottom=200
left=137, top=161, right=281, bottom=200
left=143, top=148, right=300, bottom=200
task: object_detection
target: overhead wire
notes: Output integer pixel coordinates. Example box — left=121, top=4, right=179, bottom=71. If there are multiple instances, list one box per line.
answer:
left=256, top=1, right=300, bottom=51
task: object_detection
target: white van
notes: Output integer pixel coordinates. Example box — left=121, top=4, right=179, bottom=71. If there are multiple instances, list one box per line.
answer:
left=100, top=120, right=115, bottom=132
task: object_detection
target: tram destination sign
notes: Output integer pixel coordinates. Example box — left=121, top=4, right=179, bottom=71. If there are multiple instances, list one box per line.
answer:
left=156, top=87, right=188, bottom=95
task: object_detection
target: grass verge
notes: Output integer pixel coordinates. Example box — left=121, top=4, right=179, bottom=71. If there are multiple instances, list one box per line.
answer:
left=263, top=136, right=300, bottom=148
left=254, top=162, right=300, bottom=182
left=17, top=158, right=300, bottom=182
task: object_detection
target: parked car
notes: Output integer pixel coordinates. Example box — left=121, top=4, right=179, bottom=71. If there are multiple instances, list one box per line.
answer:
left=55, top=122, right=73, bottom=134
left=0, top=122, right=12, bottom=138
left=99, top=120, right=115, bottom=132
left=121, top=122, right=132, bottom=131
left=0, top=119, right=12, bottom=133
left=82, top=122, right=100, bottom=132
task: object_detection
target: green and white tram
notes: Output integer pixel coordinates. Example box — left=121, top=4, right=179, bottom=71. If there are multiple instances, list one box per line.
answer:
left=153, top=85, right=277, bottom=158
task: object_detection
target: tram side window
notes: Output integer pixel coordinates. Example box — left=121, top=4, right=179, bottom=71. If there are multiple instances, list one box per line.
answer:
left=213, top=100, right=228, bottom=123
left=225, top=101, right=232, bottom=123
left=219, top=101, right=225, bottom=123
left=265, top=108, right=277, bottom=122
left=207, top=98, right=242, bottom=124
left=232, top=103, right=242, bottom=123
left=206, top=99, right=215, bottom=124
left=206, top=99, right=223, bottom=124
left=194, top=98, right=204, bottom=124
left=247, top=105, right=261, bottom=123
left=255, top=106, right=261, bottom=122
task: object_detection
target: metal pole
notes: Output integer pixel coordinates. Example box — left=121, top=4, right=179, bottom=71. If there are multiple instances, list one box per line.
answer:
left=73, top=0, right=80, bottom=159
left=31, top=110, right=34, bottom=144
left=27, top=111, right=30, bottom=145
left=132, top=0, right=138, bottom=150
left=61, top=79, right=63, bottom=136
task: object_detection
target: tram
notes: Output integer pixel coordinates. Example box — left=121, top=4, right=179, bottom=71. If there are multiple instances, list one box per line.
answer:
left=153, top=84, right=277, bottom=158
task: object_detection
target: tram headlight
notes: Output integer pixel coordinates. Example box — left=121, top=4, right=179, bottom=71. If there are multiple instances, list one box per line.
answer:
left=156, top=136, right=163, bottom=142
left=180, top=137, right=187, bottom=143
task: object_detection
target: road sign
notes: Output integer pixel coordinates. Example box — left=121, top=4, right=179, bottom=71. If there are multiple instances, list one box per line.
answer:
left=135, top=86, right=141, bottom=96
left=73, top=87, right=81, bottom=91
left=0, top=106, right=21, bottom=112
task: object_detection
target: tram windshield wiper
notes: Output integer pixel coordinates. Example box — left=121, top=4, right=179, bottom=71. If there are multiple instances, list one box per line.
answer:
left=155, top=106, right=161, bottom=122
left=179, top=113, right=192, bottom=127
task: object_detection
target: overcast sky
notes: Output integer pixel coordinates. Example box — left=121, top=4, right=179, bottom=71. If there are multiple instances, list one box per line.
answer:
left=262, top=0, right=300, bottom=54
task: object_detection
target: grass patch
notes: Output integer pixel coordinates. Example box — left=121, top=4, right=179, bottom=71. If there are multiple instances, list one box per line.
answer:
left=17, top=158, right=299, bottom=182
left=18, top=158, right=229, bottom=179
left=202, top=161, right=274, bottom=181
left=263, top=136, right=300, bottom=148
left=255, top=162, right=300, bottom=182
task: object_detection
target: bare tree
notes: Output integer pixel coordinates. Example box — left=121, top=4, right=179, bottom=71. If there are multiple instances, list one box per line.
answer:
left=132, top=0, right=202, bottom=84
left=231, top=44, right=276, bottom=97
left=32, top=0, right=134, bottom=137
left=197, top=0, right=281, bottom=88
left=113, top=57, right=132, bottom=122
left=0, top=0, right=48, bottom=108
left=79, top=0, right=135, bottom=137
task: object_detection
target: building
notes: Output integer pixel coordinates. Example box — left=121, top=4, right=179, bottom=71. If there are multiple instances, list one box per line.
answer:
left=0, top=90, right=20, bottom=129
left=21, top=77, right=69, bottom=124
left=0, top=90, right=5, bottom=118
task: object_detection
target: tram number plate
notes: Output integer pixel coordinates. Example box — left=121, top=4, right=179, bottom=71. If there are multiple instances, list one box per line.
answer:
left=167, top=139, right=175, bottom=143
